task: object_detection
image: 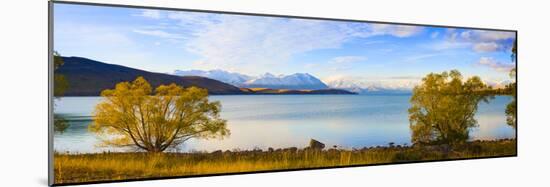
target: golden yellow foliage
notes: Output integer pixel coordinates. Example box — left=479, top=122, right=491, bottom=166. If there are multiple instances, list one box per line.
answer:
left=89, top=77, right=229, bottom=152
left=409, top=70, right=491, bottom=145
left=249, top=88, right=269, bottom=91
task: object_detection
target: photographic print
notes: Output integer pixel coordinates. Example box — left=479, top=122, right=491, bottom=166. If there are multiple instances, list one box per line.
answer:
left=50, top=2, right=517, bottom=185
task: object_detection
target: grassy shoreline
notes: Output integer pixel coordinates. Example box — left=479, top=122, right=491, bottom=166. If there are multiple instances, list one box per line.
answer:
left=54, top=139, right=516, bottom=184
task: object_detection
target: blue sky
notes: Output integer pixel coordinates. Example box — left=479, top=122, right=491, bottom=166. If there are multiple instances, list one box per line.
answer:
left=54, top=3, right=516, bottom=85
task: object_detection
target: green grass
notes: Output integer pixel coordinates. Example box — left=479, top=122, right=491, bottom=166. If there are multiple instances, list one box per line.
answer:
left=54, top=139, right=516, bottom=184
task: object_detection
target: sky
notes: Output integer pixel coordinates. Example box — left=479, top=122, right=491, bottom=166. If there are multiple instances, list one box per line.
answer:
left=53, top=3, right=516, bottom=85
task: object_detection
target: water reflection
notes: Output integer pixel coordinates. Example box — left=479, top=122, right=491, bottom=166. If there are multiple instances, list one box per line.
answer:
left=54, top=95, right=515, bottom=153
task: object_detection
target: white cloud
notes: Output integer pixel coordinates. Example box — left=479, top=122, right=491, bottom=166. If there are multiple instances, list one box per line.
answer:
left=429, top=41, right=470, bottom=51
left=473, top=42, right=500, bottom=52
left=167, top=11, right=221, bottom=28
left=54, top=23, right=161, bottom=72
left=135, top=10, right=162, bottom=19
left=430, top=32, right=440, bottom=39
left=461, top=30, right=515, bottom=42
left=132, top=29, right=186, bottom=39
left=362, top=40, right=386, bottom=45
left=184, top=16, right=358, bottom=74
left=329, top=56, right=367, bottom=64
left=346, top=23, right=423, bottom=38
left=327, top=56, right=367, bottom=71
left=130, top=12, right=423, bottom=74
left=370, top=24, right=423, bottom=37
left=180, top=17, right=424, bottom=74
left=405, top=53, right=443, bottom=62
left=476, top=57, right=515, bottom=72
left=444, top=29, right=515, bottom=53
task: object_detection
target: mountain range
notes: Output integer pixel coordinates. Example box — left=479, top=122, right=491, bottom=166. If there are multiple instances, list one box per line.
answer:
left=172, top=68, right=514, bottom=95
left=173, top=69, right=416, bottom=94
left=173, top=69, right=252, bottom=86
left=323, top=76, right=418, bottom=95
left=56, top=57, right=245, bottom=96
left=55, top=57, right=354, bottom=96
left=246, top=73, right=328, bottom=90
left=484, top=80, right=513, bottom=89
left=323, top=76, right=513, bottom=94
left=55, top=57, right=511, bottom=96
left=173, top=70, right=328, bottom=90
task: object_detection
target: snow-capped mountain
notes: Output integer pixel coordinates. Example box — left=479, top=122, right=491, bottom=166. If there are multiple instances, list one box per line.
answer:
left=173, top=69, right=252, bottom=85
left=484, top=79, right=514, bottom=89
left=325, top=76, right=515, bottom=94
left=323, top=76, right=420, bottom=94
left=244, top=73, right=328, bottom=90
left=173, top=70, right=328, bottom=90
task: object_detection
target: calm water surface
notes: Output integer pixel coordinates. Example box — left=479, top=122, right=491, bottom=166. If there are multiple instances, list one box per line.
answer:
left=53, top=95, right=515, bottom=153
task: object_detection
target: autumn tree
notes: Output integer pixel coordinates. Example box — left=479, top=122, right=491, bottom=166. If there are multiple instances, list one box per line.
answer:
left=53, top=51, right=69, bottom=97
left=408, top=70, right=491, bottom=145
left=53, top=51, right=70, bottom=133
left=89, top=77, right=229, bottom=152
left=505, top=39, right=517, bottom=128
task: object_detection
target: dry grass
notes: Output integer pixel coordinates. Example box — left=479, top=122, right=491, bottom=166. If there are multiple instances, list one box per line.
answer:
left=54, top=139, right=516, bottom=184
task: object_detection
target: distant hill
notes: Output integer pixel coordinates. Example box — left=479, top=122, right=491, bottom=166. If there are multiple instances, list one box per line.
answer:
left=56, top=57, right=245, bottom=96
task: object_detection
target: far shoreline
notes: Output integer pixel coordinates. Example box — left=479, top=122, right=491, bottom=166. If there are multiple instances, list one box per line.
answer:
left=53, top=138, right=515, bottom=155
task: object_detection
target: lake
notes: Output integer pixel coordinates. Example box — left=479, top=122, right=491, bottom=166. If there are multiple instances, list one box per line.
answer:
left=53, top=95, right=515, bottom=153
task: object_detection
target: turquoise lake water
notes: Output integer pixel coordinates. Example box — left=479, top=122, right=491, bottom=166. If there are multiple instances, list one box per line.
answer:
left=53, top=95, right=515, bottom=153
